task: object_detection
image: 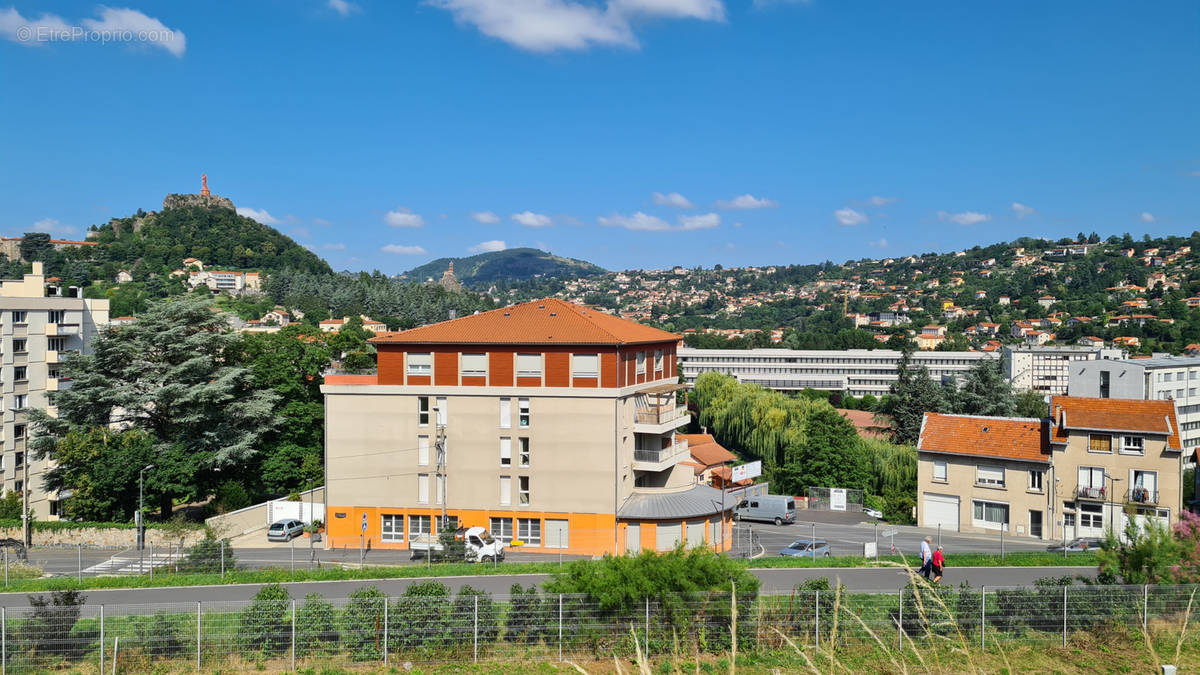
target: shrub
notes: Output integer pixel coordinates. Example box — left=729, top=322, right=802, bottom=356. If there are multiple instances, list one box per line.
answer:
left=450, top=585, right=499, bottom=649
left=215, top=481, right=252, bottom=513
left=295, top=593, right=338, bottom=658
left=23, top=589, right=90, bottom=661
left=389, top=580, right=452, bottom=654
left=130, top=611, right=190, bottom=660
left=342, top=585, right=385, bottom=661
left=177, top=530, right=236, bottom=573
left=239, top=583, right=291, bottom=656
left=505, top=584, right=546, bottom=645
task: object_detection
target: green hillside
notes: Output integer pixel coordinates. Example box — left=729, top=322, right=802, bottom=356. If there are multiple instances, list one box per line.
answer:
left=404, top=248, right=607, bottom=286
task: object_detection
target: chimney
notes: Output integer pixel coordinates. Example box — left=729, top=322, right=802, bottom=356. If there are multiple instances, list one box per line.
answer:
left=448, top=309, right=457, bottom=320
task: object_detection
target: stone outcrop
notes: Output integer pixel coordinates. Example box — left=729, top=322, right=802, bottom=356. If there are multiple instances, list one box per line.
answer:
left=162, top=192, right=235, bottom=212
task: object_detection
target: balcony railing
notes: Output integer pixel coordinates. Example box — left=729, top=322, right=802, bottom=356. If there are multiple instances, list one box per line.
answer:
left=635, top=405, right=687, bottom=426
left=45, top=323, right=80, bottom=337
left=633, top=439, right=689, bottom=465
left=1076, top=485, right=1106, bottom=500
left=1126, top=487, right=1159, bottom=505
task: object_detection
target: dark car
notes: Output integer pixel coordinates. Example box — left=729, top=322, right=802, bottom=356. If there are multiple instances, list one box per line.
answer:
left=1046, top=537, right=1103, bottom=553
left=267, top=519, right=305, bottom=542
left=779, top=539, right=831, bottom=557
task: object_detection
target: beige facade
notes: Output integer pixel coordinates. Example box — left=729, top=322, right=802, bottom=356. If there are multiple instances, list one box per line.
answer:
left=919, top=452, right=1052, bottom=538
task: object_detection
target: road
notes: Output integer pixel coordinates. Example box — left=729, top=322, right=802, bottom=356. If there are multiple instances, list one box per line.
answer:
left=0, top=565, right=1096, bottom=607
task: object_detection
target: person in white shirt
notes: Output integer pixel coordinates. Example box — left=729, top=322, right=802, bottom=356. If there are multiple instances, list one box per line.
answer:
left=919, top=536, right=933, bottom=579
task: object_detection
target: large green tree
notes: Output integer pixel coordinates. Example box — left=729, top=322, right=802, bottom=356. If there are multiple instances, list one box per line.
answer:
left=953, top=358, right=1014, bottom=417
left=884, top=353, right=947, bottom=445
left=32, top=296, right=279, bottom=517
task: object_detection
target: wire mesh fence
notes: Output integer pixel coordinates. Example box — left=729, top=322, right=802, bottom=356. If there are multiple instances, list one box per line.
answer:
left=0, top=583, right=1197, bottom=671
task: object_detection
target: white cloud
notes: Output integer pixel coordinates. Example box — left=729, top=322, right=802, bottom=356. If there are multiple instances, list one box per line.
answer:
left=1011, top=202, right=1035, bottom=218
left=381, top=244, right=428, bottom=255
left=289, top=227, right=312, bottom=240
left=867, top=195, right=896, bottom=206
left=470, top=210, right=501, bottom=224
left=1141, top=212, right=1156, bottom=223
left=2, top=6, right=185, bottom=56
left=511, top=211, right=552, bottom=227
left=426, top=0, right=725, bottom=52
left=328, top=0, right=360, bottom=16
left=29, top=217, right=75, bottom=235
left=469, top=240, right=508, bottom=253
left=716, top=193, right=778, bottom=209
left=937, top=210, right=991, bottom=226
left=237, top=207, right=282, bottom=225
left=322, top=242, right=347, bottom=251
left=868, top=238, right=888, bottom=248
left=385, top=207, right=425, bottom=227
left=835, top=208, right=868, bottom=226
left=313, top=218, right=332, bottom=226
left=599, top=211, right=719, bottom=232
left=652, top=191, right=694, bottom=209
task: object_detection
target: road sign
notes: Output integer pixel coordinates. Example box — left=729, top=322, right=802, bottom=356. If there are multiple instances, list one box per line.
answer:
left=830, top=488, right=847, bottom=511
left=731, top=460, right=762, bottom=482
left=864, top=542, right=877, bottom=558
left=361, top=513, right=368, bottom=533
left=880, top=528, right=899, bottom=538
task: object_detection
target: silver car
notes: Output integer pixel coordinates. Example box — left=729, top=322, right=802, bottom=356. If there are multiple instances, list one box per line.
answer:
left=267, top=519, right=305, bottom=542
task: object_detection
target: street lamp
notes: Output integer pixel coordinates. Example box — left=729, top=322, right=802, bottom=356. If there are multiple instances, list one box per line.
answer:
left=1105, top=473, right=1123, bottom=540
left=138, top=464, right=154, bottom=551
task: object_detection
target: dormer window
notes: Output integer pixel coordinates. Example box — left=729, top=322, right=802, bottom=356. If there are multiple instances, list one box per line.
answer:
left=1120, top=436, right=1144, bottom=455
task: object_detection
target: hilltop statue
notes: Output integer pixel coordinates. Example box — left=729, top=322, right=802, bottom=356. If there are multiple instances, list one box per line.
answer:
left=439, top=261, right=463, bottom=293
left=201, top=173, right=210, bottom=196
left=162, top=173, right=234, bottom=211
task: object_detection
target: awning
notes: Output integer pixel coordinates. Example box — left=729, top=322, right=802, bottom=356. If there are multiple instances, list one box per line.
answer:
left=639, top=382, right=688, bottom=395
left=617, top=484, right=731, bottom=520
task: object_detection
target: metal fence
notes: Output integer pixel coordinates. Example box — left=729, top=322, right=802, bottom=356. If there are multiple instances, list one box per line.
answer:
left=807, top=486, right=864, bottom=512
left=0, top=583, right=1197, bottom=672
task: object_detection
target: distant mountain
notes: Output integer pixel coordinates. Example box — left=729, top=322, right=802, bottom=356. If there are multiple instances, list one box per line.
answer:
left=404, top=248, right=607, bottom=286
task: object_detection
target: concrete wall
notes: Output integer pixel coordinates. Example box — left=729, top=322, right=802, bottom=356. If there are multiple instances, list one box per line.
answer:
left=0, top=527, right=205, bottom=548
left=205, top=487, right=325, bottom=538
left=1068, top=361, right=1146, bottom=398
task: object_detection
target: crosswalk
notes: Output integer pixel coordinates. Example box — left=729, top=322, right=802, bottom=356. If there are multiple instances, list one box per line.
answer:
left=82, top=550, right=185, bottom=576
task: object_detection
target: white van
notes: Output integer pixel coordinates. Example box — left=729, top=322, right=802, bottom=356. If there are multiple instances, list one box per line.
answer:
left=733, top=495, right=796, bottom=525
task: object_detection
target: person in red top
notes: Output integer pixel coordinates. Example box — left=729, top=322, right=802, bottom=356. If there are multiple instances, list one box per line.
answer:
left=932, top=545, right=945, bottom=583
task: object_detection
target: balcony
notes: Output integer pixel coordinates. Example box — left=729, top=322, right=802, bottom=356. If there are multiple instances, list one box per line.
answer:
left=45, top=323, right=80, bottom=337
left=632, top=439, right=689, bottom=472
left=1126, top=487, right=1159, bottom=505
left=46, top=349, right=79, bottom=363
left=1076, top=485, right=1107, bottom=501
left=633, top=404, right=689, bottom=433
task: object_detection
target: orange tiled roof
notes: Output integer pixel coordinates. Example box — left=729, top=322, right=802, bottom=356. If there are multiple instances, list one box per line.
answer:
left=1049, top=396, right=1181, bottom=450
left=370, top=298, right=680, bottom=346
left=918, top=413, right=1050, bottom=463
left=679, top=433, right=737, bottom=467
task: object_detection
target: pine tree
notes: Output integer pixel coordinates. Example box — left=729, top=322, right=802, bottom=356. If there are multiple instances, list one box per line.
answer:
left=954, top=359, right=1014, bottom=417
left=885, top=351, right=947, bottom=445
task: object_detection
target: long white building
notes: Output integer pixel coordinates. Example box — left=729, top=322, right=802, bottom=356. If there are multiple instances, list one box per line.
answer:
left=677, top=348, right=998, bottom=397
left=1003, top=345, right=1125, bottom=396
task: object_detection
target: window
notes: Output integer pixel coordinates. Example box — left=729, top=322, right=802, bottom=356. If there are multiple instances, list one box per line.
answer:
left=408, top=515, right=431, bottom=538
left=48, top=310, right=65, bottom=324
left=1079, top=503, right=1103, bottom=529
left=407, top=352, right=432, bottom=376
left=47, top=338, right=64, bottom=351
left=518, top=437, right=530, bottom=467
left=418, top=435, right=430, bottom=466
left=1179, top=389, right=1187, bottom=400
left=436, top=397, right=447, bottom=426
left=654, top=350, right=663, bottom=372
left=518, top=398, right=530, bottom=427
left=418, top=397, right=430, bottom=426
left=11, top=366, right=24, bottom=382
left=438, top=515, right=458, bottom=531
left=14, top=452, right=23, bottom=469
left=1120, top=436, right=1144, bottom=455
left=10, top=312, right=25, bottom=324
left=546, top=519, right=569, bottom=549
left=462, top=353, right=487, bottom=377
left=13, top=425, right=25, bottom=440
left=1099, top=371, right=1111, bottom=398
left=48, top=368, right=59, bottom=380
left=516, top=353, right=542, bottom=378
left=972, top=500, right=1009, bottom=527
left=517, top=518, right=541, bottom=545
left=499, top=476, right=511, bottom=506
left=381, top=514, right=404, bottom=542
left=1088, top=434, right=1112, bottom=453
left=13, top=481, right=21, bottom=494
left=435, top=474, right=444, bottom=504
left=499, top=398, right=511, bottom=428
left=12, top=340, right=25, bottom=353
left=1029, top=470, right=1043, bottom=491
left=490, top=517, right=513, bottom=544
left=12, top=394, right=26, bottom=411
left=500, top=438, right=512, bottom=467
left=572, top=353, right=599, bottom=378
left=976, top=465, right=1005, bottom=487
left=932, top=460, right=947, bottom=482
left=518, top=476, right=530, bottom=505
left=1131, top=470, right=1158, bottom=503
left=417, top=473, right=430, bottom=504
left=636, top=351, right=646, bottom=375
left=1063, top=512, right=1076, bottom=528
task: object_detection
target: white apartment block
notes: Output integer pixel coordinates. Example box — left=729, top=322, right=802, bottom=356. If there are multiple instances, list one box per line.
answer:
left=0, top=263, right=109, bottom=518
left=1070, top=355, right=1200, bottom=450
left=677, top=348, right=998, bottom=398
left=1003, top=345, right=1125, bottom=396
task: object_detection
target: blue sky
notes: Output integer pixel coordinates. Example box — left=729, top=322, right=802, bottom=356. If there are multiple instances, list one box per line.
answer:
left=2, top=1, right=1198, bottom=274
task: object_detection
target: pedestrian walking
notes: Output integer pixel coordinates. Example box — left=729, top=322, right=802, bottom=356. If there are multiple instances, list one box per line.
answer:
left=932, top=545, right=945, bottom=584
left=919, top=536, right=933, bottom=579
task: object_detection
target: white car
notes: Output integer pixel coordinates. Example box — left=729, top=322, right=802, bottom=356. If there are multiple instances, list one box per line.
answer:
left=863, top=508, right=883, bottom=519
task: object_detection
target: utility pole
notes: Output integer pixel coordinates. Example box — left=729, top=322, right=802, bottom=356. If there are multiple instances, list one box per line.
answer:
left=21, top=450, right=30, bottom=548
left=435, top=424, right=447, bottom=531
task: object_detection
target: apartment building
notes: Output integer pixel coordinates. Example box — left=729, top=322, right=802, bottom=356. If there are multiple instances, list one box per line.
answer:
left=0, top=263, right=109, bottom=518
left=1003, top=345, right=1124, bottom=396
left=1069, top=355, right=1200, bottom=450
left=917, top=396, right=1182, bottom=541
left=321, top=298, right=729, bottom=556
left=677, top=348, right=997, bottom=397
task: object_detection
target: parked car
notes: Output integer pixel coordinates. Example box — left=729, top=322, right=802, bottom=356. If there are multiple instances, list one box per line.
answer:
left=863, top=508, right=883, bottom=519
left=733, top=495, right=796, bottom=525
left=267, top=519, right=305, bottom=542
left=1046, top=537, right=1103, bottom=553
left=780, top=539, right=831, bottom=557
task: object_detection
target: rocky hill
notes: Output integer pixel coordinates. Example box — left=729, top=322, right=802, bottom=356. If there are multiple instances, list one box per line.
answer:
left=404, top=248, right=607, bottom=287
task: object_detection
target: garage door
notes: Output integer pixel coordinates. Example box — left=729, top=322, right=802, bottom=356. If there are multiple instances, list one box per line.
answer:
left=923, top=493, right=960, bottom=531
left=656, top=523, right=682, bottom=551
left=686, top=520, right=706, bottom=549
left=626, top=523, right=641, bottom=554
